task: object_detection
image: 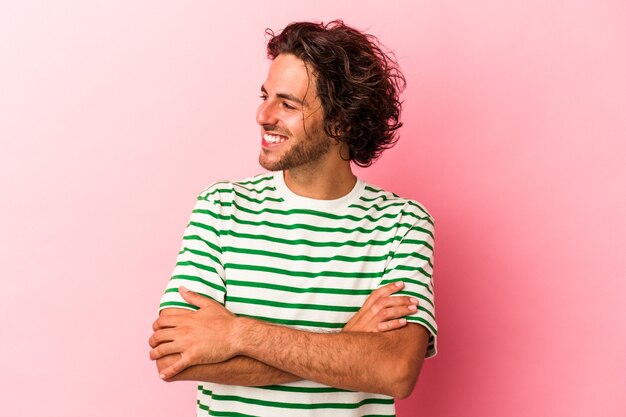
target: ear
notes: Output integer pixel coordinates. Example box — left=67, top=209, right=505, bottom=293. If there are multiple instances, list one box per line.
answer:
left=328, top=120, right=351, bottom=142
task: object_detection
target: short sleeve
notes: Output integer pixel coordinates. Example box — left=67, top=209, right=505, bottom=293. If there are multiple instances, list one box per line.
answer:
left=159, top=186, right=228, bottom=311
left=380, top=214, right=437, bottom=358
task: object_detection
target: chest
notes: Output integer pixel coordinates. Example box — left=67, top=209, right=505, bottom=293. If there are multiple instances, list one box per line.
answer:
left=219, top=214, right=394, bottom=329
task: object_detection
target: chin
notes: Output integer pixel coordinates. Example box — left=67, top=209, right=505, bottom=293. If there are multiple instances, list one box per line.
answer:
left=258, top=155, right=282, bottom=171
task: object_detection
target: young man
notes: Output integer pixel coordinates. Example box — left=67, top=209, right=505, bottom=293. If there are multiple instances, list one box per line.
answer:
left=149, top=21, right=437, bottom=416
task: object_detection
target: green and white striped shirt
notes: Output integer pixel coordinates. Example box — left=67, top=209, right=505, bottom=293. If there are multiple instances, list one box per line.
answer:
left=160, top=171, right=437, bottom=417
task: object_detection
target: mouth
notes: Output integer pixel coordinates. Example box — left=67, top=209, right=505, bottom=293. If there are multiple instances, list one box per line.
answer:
left=262, top=132, right=289, bottom=147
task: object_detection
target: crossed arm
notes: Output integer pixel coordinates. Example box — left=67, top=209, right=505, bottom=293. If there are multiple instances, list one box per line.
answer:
left=153, top=308, right=301, bottom=386
left=149, top=282, right=430, bottom=398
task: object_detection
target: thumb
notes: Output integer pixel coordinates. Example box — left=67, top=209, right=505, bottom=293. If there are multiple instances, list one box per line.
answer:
left=160, top=354, right=190, bottom=380
left=178, top=286, right=212, bottom=308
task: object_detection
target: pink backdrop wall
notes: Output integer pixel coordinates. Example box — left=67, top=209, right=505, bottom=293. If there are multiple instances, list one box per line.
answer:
left=1, top=1, right=624, bottom=416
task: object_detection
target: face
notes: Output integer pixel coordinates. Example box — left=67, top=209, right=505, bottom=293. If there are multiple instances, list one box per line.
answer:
left=256, top=54, right=331, bottom=172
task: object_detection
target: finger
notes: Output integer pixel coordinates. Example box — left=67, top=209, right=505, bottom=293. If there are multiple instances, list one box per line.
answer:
left=374, top=281, right=405, bottom=301
left=153, top=315, right=182, bottom=331
left=148, top=333, right=157, bottom=348
left=377, top=318, right=408, bottom=332
left=379, top=296, right=419, bottom=308
left=370, top=294, right=414, bottom=317
left=159, top=356, right=190, bottom=380
left=366, top=286, right=415, bottom=317
left=149, top=328, right=177, bottom=348
left=378, top=304, right=418, bottom=322
left=362, top=281, right=404, bottom=311
left=149, top=341, right=182, bottom=361
left=178, top=286, right=213, bottom=308
left=380, top=281, right=405, bottom=295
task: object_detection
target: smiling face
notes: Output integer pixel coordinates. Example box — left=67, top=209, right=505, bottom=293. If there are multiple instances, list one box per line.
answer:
left=256, top=54, right=332, bottom=172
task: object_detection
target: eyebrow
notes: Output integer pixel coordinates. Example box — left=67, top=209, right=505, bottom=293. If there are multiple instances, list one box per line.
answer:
left=261, top=85, right=305, bottom=106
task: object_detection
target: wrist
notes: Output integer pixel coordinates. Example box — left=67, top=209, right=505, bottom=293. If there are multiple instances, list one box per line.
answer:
left=232, top=316, right=255, bottom=356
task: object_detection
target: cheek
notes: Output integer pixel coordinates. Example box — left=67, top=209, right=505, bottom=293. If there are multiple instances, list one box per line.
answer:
left=304, top=116, right=325, bottom=137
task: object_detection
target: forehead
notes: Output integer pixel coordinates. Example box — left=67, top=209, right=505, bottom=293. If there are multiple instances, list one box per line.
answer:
left=264, top=54, right=318, bottom=105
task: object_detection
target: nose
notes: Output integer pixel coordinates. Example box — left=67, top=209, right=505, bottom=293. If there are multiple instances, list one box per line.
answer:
left=256, top=99, right=278, bottom=126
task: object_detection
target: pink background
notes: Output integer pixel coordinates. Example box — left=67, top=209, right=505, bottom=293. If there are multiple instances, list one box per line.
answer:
left=1, top=1, right=625, bottom=416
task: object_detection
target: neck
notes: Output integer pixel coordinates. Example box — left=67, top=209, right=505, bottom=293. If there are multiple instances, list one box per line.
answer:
left=283, top=161, right=356, bottom=200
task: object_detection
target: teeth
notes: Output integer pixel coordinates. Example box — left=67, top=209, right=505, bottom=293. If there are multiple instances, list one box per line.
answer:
left=264, top=133, right=288, bottom=144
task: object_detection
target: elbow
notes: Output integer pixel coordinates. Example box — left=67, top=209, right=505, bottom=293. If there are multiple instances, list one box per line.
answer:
left=380, top=324, right=430, bottom=399
left=386, top=354, right=424, bottom=399
left=388, top=368, right=419, bottom=399
left=393, top=383, right=416, bottom=400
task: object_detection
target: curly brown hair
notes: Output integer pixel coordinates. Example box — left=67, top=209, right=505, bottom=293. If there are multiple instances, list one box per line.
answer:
left=266, top=20, right=406, bottom=167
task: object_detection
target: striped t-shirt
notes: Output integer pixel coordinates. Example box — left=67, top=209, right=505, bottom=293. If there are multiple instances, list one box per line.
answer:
left=159, top=171, right=437, bottom=417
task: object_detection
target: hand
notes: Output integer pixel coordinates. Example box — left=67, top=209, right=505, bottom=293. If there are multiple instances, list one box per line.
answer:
left=343, top=281, right=419, bottom=332
left=149, top=287, right=238, bottom=379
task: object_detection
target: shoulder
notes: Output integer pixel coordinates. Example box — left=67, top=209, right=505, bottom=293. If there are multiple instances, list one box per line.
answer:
left=359, top=182, right=434, bottom=225
left=197, top=172, right=274, bottom=203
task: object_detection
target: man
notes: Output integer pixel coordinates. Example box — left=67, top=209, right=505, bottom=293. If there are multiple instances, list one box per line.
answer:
left=149, top=20, right=437, bottom=416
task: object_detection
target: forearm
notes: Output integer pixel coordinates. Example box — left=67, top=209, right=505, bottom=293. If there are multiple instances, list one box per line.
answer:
left=151, top=287, right=428, bottom=394
left=234, top=319, right=429, bottom=398
left=157, top=353, right=300, bottom=385
left=155, top=307, right=300, bottom=386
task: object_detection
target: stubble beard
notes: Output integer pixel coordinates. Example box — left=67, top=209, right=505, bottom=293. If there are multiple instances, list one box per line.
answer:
left=259, top=127, right=332, bottom=172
